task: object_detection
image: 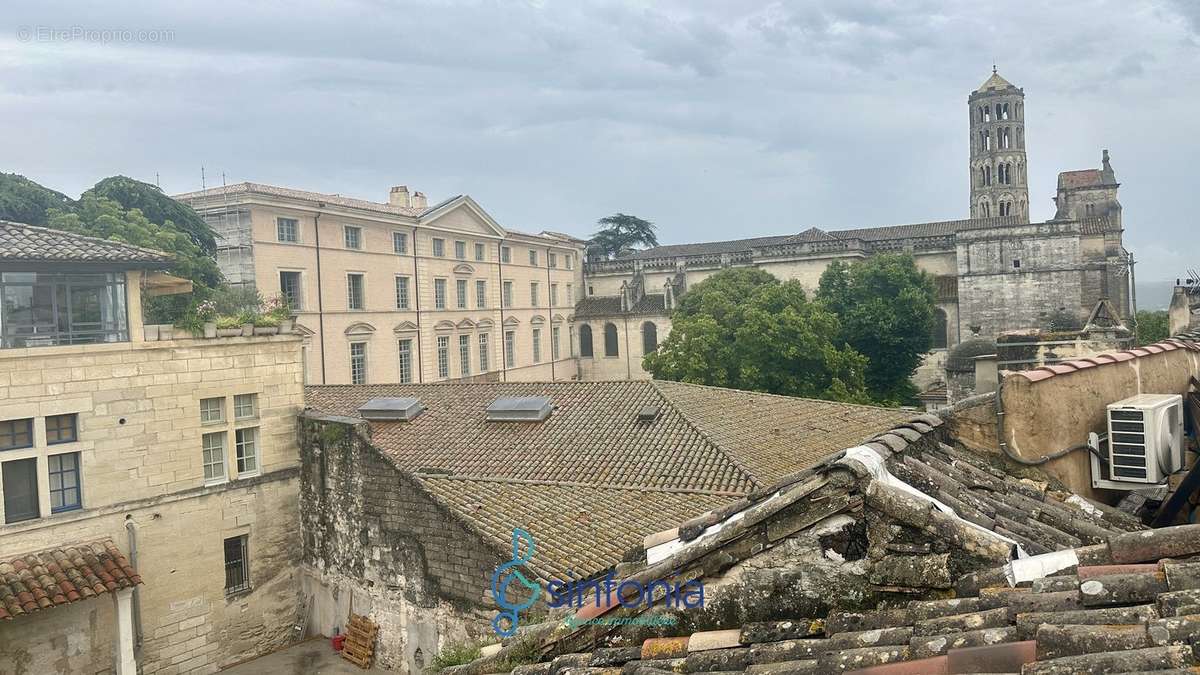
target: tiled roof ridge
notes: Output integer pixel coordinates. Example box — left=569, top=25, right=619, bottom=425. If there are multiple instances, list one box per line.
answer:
left=649, top=381, right=767, bottom=491
left=652, top=379, right=908, bottom=414
left=0, top=220, right=174, bottom=263
left=0, top=538, right=142, bottom=621
left=416, top=473, right=749, bottom=498
left=1013, top=335, right=1200, bottom=384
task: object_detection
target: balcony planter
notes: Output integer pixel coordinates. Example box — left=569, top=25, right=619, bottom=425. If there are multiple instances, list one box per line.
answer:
left=203, top=322, right=217, bottom=339
left=241, top=323, right=254, bottom=337
left=159, top=326, right=174, bottom=341
left=143, top=325, right=160, bottom=341
left=278, top=318, right=293, bottom=334
left=254, top=326, right=279, bottom=336
left=217, top=328, right=242, bottom=338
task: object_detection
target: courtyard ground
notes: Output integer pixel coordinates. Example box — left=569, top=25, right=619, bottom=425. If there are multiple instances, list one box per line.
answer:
left=221, top=638, right=387, bottom=674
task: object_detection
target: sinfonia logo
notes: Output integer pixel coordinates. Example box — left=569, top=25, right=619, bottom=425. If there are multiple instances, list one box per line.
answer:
left=490, top=528, right=704, bottom=636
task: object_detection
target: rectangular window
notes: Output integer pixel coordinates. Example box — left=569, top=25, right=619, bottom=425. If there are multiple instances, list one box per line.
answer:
left=529, top=249, right=538, bottom=266
left=502, top=281, right=513, bottom=308
left=200, top=397, right=224, bottom=425
left=45, top=413, right=78, bottom=445
left=456, top=279, right=468, bottom=309
left=1, top=272, right=130, bottom=348
left=437, top=335, right=450, bottom=379
left=434, top=278, right=447, bottom=310
left=350, top=342, right=367, bottom=385
left=235, top=427, right=259, bottom=475
left=530, top=282, right=539, bottom=307
left=393, top=231, right=408, bottom=254
left=223, top=535, right=249, bottom=595
left=478, top=333, right=489, bottom=372
left=0, top=418, right=33, bottom=451
left=395, top=276, right=410, bottom=309
left=455, top=240, right=466, bottom=260
left=459, top=334, right=471, bottom=377
left=432, top=238, right=445, bottom=257
left=202, top=432, right=227, bottom=485
left=48, top=452, right=81, bottom=513
left=552, top=326, right=561, bottom=360
left=550, top=283, right=559, bottom=307
left=569, top=326, right=576, bottom=357
left=347, top=274, right=365, bottom=310
left=277, top=217, right=299, bottom=243
left=2, top=458, right=39, bottom=523
left=549, top=253, right=558, bottom=269
left=234, top=393, right=257, bottom=420
left=475, top=280, right=487, bottom=308
left=279, top=271, right=302, bottom=311
left=504, top=330, right=516, bottom=368
left=475, top=243, right=486, bottom=261
left=566, top=284, right=573, bottom=303
left=343, top=225, right=362, bottom=250
left=566, top=255, right=573, bottom=270
left=398, top=339, right=413, bottom=383
left=501, top=246, right=511, bottom=264
left=532, top=328, right=542, bottom=363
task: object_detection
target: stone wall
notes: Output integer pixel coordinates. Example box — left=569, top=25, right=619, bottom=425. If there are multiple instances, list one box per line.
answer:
left=298, top=416, right=504, bottom=673
left=0, top=334, right=305, bottom=675
left=576, top=314, right=672, bottom=381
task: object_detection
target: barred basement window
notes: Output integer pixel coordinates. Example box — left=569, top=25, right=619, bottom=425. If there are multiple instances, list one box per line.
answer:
left=437, top=335, right=450, bottom=379
left=223, top=535, right=250, bottom=595
left=459, top=334, right=471, bottom=377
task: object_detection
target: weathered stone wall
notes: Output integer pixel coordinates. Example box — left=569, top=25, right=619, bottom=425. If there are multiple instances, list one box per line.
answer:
left=0, top=334, right=305, bottom=675
left=298, top=417, right=504, bottom=672
left=576, top=314, right=672, bottom=381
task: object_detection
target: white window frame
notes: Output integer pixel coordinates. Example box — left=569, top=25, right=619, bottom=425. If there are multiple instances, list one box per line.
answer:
left=343, top=225, right=363, bottom=250
left=474, top=243, right=486, bottom=261
left=202, top=431, right=227, bottom=485
left=478, top=333, right=489, bottom=373
left=395, top=276, right=410, bottom=310
left=501, top=246, right=511, bottom=263
left=454, top=240, right=466, bottom=260
left=200, top=397, right=225, bottom=425
left=532, top=328, right=542, bottom=363
left=279, top=270, right=303, bottom=312
left=233, top=393, right=257, bottom=420
left=350, top=342, right=367, bottom=385
left=436, top=335, right=450, bottom=379
left=552, top=326, right=561, bottom=361
left=235, top=427, right=259, bottom=477
left=347, top=273, right=365, bottom=311
left=475, top=280, right=487, bottom=309
left=530, top=282, right=539, bottom=307
left=456, top=279, right=468, bottom=310
left=392, top=231, right=408, bottom=255
left=502, top=281, right=513, bottom=308
left=432, top=238, right=445, bottom=257
left=398, top=339, right=413, bottom=383
left=459, top=334, right=471, bottom=377
left=434, top=278, right=447, bottom=310
left=504, top=330, right=516, bottom=368
left=276, top=217, right=299, bottom=243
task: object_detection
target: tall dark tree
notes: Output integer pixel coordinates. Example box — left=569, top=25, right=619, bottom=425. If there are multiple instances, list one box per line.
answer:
left=589, top=213, right=658, bottom=259
left=0, top=173, right=75, bottom=225
left=816, top=254, right=938, bottom=404
left=86, top=176, right=218, bottom=254
left=644, top=268, right=871, bottom=403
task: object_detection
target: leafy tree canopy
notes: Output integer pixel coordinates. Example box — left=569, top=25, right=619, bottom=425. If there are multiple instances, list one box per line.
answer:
left=85, top=176, right=217, bottom=254
left=0, top=173, right=75, bottom=226
left=643, top=268, right=871, bottom=403
left=816, top=254, right=938, bottom=404
left=1133, top=310, right=1169, bottom=346
left=588, top=213, right=658, bottom=260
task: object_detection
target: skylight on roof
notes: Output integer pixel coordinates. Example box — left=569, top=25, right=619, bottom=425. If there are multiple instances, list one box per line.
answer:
left=485, top=396, right=553, bottom=422
left=358, top=397, right=424, bottom=421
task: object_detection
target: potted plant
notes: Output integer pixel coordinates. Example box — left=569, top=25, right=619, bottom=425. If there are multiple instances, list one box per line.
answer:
left=216, top=316, right=242, bottom=337
left=197, top=300, right=218, bottom=338
left=264, top=295, right=293, bottom=334
left=159, top=324, right=174, bottom=340
left=144, top=324, right=160, bottom=341
left=253, top=316, right=280, bottom=336
left=238, top=310, right=256, bottom=337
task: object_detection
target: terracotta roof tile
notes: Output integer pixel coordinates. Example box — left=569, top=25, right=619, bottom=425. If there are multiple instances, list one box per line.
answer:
left=0, top=221, right=173, bottom=266
left=0, top=540, right=141, bottom=621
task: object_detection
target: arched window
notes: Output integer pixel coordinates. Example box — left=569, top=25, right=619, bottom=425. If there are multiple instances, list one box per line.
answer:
left=995, top=103, right=1002, bottom=120
left=642, top=322, right=658, bottom=354
left=979, top=167, right=986, bottom=187
left=984, top=165, right=991, bottom=186
left=604, top=323, right=619, bottom=357
left=579, top=324, right=593, bottom=358
left=931, top=308, right=948, bottom=349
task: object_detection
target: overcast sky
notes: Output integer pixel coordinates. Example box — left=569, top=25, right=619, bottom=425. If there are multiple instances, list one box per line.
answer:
left=1, top=1, right=1197, bottom=288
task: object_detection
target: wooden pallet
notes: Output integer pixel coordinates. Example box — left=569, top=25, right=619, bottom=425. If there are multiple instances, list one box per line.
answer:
left=340, top=613, right=378, bottom=669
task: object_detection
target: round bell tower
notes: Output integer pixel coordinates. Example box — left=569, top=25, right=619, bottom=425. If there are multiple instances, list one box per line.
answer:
left=969, top=67, right=1029, bottom=220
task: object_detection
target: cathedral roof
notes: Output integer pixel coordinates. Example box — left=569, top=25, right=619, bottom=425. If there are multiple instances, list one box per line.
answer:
left=1058, top=169, right=1105, bottom=190
left=975, top=69, right=1016, bottom=93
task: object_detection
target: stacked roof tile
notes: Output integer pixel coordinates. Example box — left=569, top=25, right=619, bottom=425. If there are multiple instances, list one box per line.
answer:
left=0, top=220, right=173, bottom=266
left=1014, top=337, right=1200, bottom=384
left=449, top=412, right=1172, bottom=675
left=0, top=540, right=142, bottom=621
left=304, top=380, right=912, bottom=579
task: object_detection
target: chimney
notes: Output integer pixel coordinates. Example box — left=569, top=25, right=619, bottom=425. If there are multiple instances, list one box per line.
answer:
left=412, top=191, right=428, bottom=210
left=389, top=186, right=411, bottom=207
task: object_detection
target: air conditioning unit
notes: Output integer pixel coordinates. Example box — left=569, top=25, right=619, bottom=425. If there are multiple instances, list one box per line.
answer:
left=1091, top=393, right=1184, bottom=490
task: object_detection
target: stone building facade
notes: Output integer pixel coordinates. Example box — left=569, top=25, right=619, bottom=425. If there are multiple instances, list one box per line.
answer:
left=174, top=184, right=586, bottom=386
left=580, top=71, right=1133, bottom=387
left=0, top=222, right=305, bottom=674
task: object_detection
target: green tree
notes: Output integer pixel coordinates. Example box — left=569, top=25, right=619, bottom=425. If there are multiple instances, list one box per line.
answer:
left=0, top=173, right=75, bottom=225
left=1133, top=310, right=1170, bottom=345
left=644, top=268, right=871, bottom=402
left=588, top=213, right=658, bottom=259
left=45, top=196, right=224, bottom=322
left=816, top=254, right=937, bottom=404
left=86, top=176, right=217, bottom=254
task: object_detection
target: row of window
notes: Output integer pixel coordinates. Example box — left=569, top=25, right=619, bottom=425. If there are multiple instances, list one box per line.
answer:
left=276, top=217, right=574, bottom=269
left=978, top=161, right=1022, bottom=188
left=977, top=199, right=1022, bottom=217
left=977, top=127, right=1021, bottom=152
left=349, top=326, right=572, bottom=384
left=977, top=101, right=1018, bottom=123
left=199, top=394, right=261, bottom=485
left=578, top=322, right=658, bottom=358
left=282, top=270, right=575, bottom=313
